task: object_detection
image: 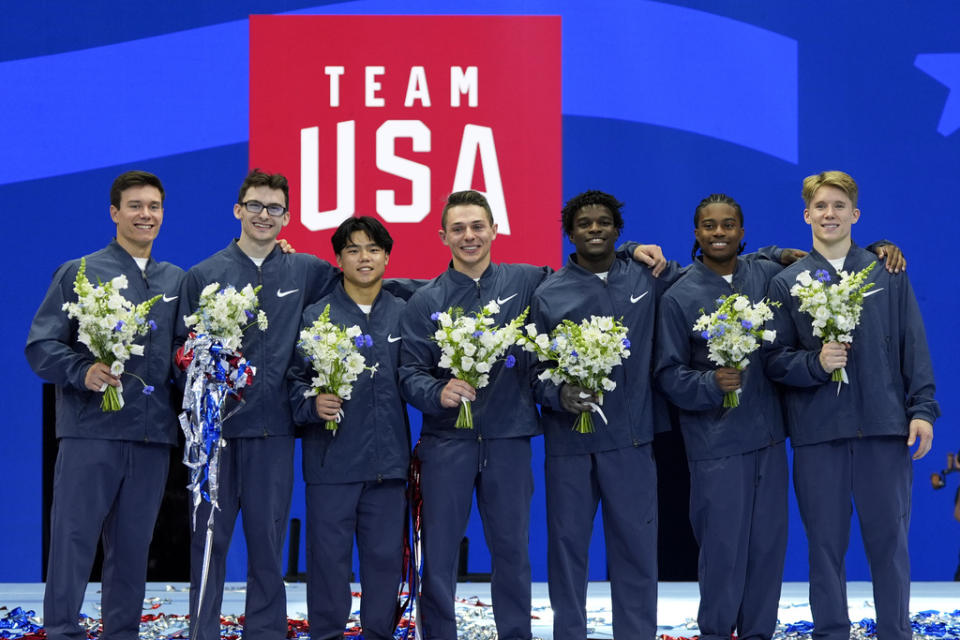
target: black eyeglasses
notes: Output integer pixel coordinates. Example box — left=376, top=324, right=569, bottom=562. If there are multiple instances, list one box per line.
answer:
left=241, top=200, right=287, bottom=216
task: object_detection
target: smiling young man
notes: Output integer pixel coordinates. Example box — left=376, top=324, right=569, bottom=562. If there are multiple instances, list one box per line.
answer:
left=763, top=171, right=939, bottom=640
left=399, top=189, right=666, bottom=640
left=654, top=194, right=790, bottom=640
left=528, top=190, right=683, bottom=640
left=398, top=190, right=549, bottom=640
left=177, top=169, right=343, bottom=640
left=287, top=216, right=410, bottom=640
left=26, top=171, right=184, bottom=640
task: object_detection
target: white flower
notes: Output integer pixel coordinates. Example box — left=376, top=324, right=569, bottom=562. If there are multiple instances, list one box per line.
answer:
left=795, top=270, right=813, bottom=287
left=297, top=304, right=376, bottom=407
left=430, top=304, right=530, bottom=392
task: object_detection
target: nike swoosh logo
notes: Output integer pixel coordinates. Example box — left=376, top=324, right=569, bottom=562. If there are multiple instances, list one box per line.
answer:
left=496, top=293, right=518, bottom=305
left=162, top=294, right=178, bottom=302
left=277, top=288, right=299, bottom=298
left=630, top=291, right=649, bottom=303
left=387, top=334, right=402, bottom=343
left=863, top=288, right=884, bottom=297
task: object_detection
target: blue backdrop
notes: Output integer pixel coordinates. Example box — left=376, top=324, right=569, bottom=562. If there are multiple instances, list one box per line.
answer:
left=2, top=0, right=957, bottom=583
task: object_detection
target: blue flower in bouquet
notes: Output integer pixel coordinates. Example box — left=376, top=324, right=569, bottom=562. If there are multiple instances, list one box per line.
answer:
left=297, top=305, right=378, bottom=433
left=148, top=319, right=157, bottom=330
left=521, top=314, right=631, bottom=434
left=61, top=257, right=162, bottom=411
left=430, top=301, right=530, bottom=429
left=692, top=293, right=780, bottom=409
left=790, top=263, right=876, bottom=387
left=430, top=311, right=440, bottom=321
left=142, top=385, right=155, bottom=395
left=505, top=354, right=517, bottom=368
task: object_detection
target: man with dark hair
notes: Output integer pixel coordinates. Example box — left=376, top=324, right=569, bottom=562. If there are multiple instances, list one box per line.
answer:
left=288, top=215, right=409, bottom=640
left=177, top=169, right=342, bottom=640
left=399, top=189, right=665, bottom=640
left=530, top=189, right=683, bottom=640
left=26, top=170, right=184, bottom=640
left=655, top=193, right=789, bottom=640
left=764, top=170, right=938, bottom=640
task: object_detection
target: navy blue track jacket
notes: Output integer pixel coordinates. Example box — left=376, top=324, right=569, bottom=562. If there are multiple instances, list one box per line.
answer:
left=655, top=257, right=786, bottom=460
left=26, top=240, right=184, bottom=444
left=763, top=244, right=939, bottom=445
left=399, top=262, right=549, bottom=439
left=176, top=241, right=337, bottom=438
left=531, top=253, right=682, bottom=455
left=288, top=283, right=410, bottom=484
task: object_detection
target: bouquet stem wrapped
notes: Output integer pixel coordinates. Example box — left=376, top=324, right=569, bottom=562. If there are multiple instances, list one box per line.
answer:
left=523, top=315, right=630, bottom=433
left=176, top=282, right=265, bottom=618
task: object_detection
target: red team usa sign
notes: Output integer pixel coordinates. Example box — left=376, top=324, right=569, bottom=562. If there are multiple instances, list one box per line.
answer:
left=249, top=15, right=562, bottom=277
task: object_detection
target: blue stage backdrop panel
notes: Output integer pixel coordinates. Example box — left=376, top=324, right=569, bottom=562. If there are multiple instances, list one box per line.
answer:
left=3, top=0, right=957, bottom=583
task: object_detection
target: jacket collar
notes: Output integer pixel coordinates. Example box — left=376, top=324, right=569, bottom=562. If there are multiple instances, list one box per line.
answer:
left=225, top=238, right=282, bottom=266
left=445, top=260, right=499, bottom=285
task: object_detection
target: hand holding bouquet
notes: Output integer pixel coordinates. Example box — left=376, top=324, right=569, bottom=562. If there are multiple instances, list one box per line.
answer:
left=523, top=315, right=630, bottom=433
left=431, top=301, right=529, bottom=429
left=62, top=257, right=161, bottom=411
left=790, top=263, right=876, bottom=387
left=692, top=294, right=779, bottom=408
left=297, top=304, right=377, bottom=433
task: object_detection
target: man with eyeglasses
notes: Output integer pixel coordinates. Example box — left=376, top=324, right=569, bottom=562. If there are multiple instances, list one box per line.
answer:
left=26, top=170, right=184, bottom=640
left=176, top=169, right=344, bottom=640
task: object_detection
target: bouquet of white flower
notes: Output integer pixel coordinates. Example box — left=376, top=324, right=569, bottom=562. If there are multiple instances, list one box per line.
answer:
left=61, top=257, right=161, bottom=411
left=692, top=294, right=779, bottom=408
left=182, top=282, right=268, bottom=349
left=431, top=301, right=529, bottom=429
left=297, top=304, right=378, bottom=433
left=789, top=262, right=876, bottom=386
left=177, top=281, right=266, bottom=619
left=523, top=315, right=630, bottom=433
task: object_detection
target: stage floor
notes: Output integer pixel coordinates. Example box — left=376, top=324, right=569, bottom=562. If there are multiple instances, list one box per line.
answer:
left=2, top=581, right=959, bottom=638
